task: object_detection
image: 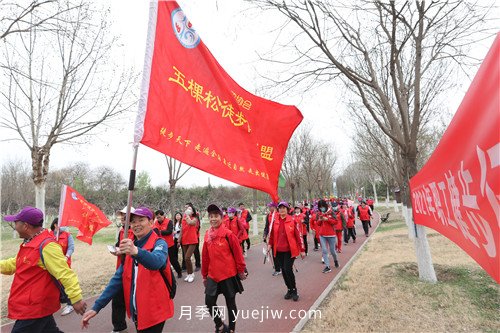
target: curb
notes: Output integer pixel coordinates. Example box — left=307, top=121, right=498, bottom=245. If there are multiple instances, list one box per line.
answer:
left=291, top=211, right=382, bottom=332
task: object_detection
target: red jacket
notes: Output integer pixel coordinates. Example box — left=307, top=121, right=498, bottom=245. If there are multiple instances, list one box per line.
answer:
left=202, top=225, right=246, bottom=282
left=346, top=207, right=356, bottom=228
left=181, top=216, right=199, bottom=245
left=316, top=209, right=337, bottom=237
left=225, top=217, right=247, bottom=241
left=293, top=213, right=307, bottom=235
left=268, top=215, right=304, bottom=257
left=154, top=219, right=174, bottom=248
left=8, top=230, right=60, bottom=320
left=122, top=232, right=174, bottom=330
left=357, top=205, right=371, bottom=221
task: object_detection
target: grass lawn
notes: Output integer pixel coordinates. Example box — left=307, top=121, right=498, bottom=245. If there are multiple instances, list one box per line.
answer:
left=303, top=206, right=499, bottom=332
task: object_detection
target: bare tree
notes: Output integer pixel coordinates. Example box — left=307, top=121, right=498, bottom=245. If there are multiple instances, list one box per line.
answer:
left=248, top=0, right=496, bottom=282
left=0, top=0, right=137, bottom=217
left=165, top=156, right=191, bottom=219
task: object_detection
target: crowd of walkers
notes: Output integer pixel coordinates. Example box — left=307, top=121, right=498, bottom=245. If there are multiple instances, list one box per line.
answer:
left=0, top=197, right=374, bottom=333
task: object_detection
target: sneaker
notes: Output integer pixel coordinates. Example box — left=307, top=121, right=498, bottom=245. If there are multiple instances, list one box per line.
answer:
left=353, top=239, right=356, bottom=243
left=272, top=271, right=281, bottom=276
left=322, top=266, right=332, bottom=273
left=195, top=266, right=201, bottom=272
left=184, top=274, right=190, bottom=281
left=321, top=258, right=324, bottom=264
left=111, top=330, right=128, bottom=333
left=313, top=248, right=319, bottom=252
left=334, top=260, right=339, bottom=268
left=61, top=305, right=74, bottom=316
left=243, top=252, right=247, bottom=258
left=344, top=242, right=348, bottom=245
left=187, top=274, right=194, bottom=283
left=292, top=290, right=299, bottom=302
left=177, top=272, right=182, bottom=279
left=337, top=249, right=342, bottom=253
left=284, top=289, right=293, bottom=300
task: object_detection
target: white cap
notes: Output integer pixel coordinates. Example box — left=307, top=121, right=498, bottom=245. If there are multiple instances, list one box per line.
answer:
left=116, top=206, right=135, bottom=215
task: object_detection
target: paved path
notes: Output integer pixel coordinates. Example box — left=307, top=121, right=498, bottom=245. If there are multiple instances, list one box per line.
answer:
left=2, top=213, right=379, bottom=333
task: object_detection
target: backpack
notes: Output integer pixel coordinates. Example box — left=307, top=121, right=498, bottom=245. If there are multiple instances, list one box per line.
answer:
left=153, top=239, right=177, bottom=299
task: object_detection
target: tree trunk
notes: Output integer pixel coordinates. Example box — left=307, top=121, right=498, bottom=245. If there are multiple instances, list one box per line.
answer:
left=386, top=185, right=390, bottom=207
left=290, top=183, right=296, bottom=206
left=35, top=182, right=46, bottom=225
left=372, top=181, right=378, bottom=205
left=169, top=180, right=176, bottom=220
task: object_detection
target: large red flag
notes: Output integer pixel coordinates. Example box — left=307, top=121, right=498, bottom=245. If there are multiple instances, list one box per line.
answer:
left=410, top=34, right=500, bottom=283
left=58, top=185, right=111, bottom=245
left=134, top=1, right=303, bottom=201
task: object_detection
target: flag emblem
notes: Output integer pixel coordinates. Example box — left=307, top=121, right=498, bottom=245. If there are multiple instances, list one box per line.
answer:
left=171, top=8, right=200, bottom=49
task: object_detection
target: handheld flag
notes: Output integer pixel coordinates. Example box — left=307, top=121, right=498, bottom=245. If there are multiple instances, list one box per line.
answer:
left=58, top=185, right=111, bottom=245
left=410, top=34, right=500, bottom=283
left=134, top=1, right=303, bottom=202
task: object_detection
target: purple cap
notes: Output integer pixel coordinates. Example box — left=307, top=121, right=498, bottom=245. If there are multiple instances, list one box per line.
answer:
left=132, top=207, right=153, bottom=220
left=267, top=202, right=278, bottom=208
left=207, top=204, right=223, bottom=216
left=277, top=201, right=290, bottom=208
left=4, top=206, right=43, bottom=226
left=227, top=207, right=237, bottom=214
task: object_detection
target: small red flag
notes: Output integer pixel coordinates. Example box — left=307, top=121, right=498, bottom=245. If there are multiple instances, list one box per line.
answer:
left=410, top=34, right=500, bottom=283
left=134, top=1, right=303, bottom=202
left=58, top=185, right=111, bottom=245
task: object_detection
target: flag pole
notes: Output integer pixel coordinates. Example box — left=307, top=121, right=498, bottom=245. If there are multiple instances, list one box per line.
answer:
left=123, top=145, right=139, bottom=237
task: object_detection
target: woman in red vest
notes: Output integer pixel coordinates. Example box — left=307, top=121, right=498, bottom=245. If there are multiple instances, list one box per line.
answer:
left=180, top=203, right=200, bottom=283
left=267, top=202, right=305, bottom=301
left=343, top=203, right=357, bottom=244
left=356, top=201, right=372, bottom=237
left=225, top=207, right=246, bottom=253
left=202, top=204, right=246, bottom=333
left=332, top=207, right=345, bottom=253
left=82, top=207, right=174, bottom=332
left=293, top=206, right=308, bottom=255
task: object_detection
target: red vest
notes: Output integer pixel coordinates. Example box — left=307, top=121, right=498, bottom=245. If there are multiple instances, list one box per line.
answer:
left=271, top=215, right=300, bottom=257
left=50, top=230, right=72, bottom=266
left=346, top=207, right=356, bottom=228
left=154, top=219, right=174, bottom=248
left=240, top=209, right=249, bottom=224
left=9, top=230, right=61, bottom=320
left=181, top=217, right=199, bottom=245
left=358, top=205, right=371, bottom=220
left=203, top=227, right=238, bottom=282
left=122, top=232, right=174, bottom=330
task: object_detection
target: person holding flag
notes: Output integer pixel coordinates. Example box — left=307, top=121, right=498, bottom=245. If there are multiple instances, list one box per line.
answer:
left=81, top=207, right=174, bottom=332
left=263, top=202, right=281, bottom=276
left=49, top=218, right=76, bottom=316
left=1, top=206, right=87, bottom=333
left=267, top=202, right=305, bottom=301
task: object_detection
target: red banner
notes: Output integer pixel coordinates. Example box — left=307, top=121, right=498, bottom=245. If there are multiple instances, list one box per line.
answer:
left=134, top=1, right=303, bottom=201
left=58, top=185, right=111, bottom=245
left=410, top=34, right=499, bottom=283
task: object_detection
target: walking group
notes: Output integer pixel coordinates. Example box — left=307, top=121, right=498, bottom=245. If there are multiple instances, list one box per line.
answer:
left=0, top=198, right=374, bottom=333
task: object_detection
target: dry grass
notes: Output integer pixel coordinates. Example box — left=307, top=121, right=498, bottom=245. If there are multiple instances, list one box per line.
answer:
left=303, top=207, right=499, bottom=332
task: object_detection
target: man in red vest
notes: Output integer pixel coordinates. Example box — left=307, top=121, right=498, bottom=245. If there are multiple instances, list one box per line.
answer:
left=154, top=209, right=182, bottom=278
left=1, top=206, right=87, bottom=333
left=356, top=201, right=373, bottom=237
left=82, top=207, right=174, bottom=332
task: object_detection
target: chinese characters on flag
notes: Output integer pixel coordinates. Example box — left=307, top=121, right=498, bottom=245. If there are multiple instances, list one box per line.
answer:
left=134, top=1, right=303, bottom=201
left=410, top=34, right=500, bottom=283
left=58, top=185, right=111, bottom=245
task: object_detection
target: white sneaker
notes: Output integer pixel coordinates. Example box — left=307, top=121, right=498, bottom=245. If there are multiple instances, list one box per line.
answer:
left=187, top=274, right=194, bottom=283
left=184, top=274, right=190, bottom=281
left=61, top=305, right=74, bottom=316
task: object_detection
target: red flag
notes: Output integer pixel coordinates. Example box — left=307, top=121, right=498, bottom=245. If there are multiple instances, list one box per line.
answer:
left=410, top=34, right=500, bottom=283
left=58, top=185, right=111, bottom=245
left=134, top=1, right=303, bottom=202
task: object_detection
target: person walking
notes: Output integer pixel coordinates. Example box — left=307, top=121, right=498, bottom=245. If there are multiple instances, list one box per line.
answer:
left=267, top=202, right=305, bottom=301
left=293, top=206, right=308, bottom=256
left=238, top=203, right=252, bottom=252
left=1, top=206, right=87, bottom=333
left=172, top=212, right=183, bottom=279
left=316, top=200, right=339, bottom=273
left=263, top=202, right=281, bottom=276
left=154, top=210, right=182, bottom=279
left=225, top=207, right=246, bottom=255
left=82, top=207, right=174, bottom=332
left=49, top=218, right=76, bottom=316
left=202, top=204, right=247, bottom=333
left=180, top=203, right=200, bottom=283
left=356, top=201, right=372, bottom=237
left=333, top=206, right=345, bottom=253
left=344, top=203, right=356, bottom=244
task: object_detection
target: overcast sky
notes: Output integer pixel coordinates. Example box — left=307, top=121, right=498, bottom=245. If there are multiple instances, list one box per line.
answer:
left=0, top=0, right=492, bottom=189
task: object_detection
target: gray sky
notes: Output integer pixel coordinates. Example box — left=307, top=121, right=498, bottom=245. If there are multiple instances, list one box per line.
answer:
left=0, top=0, right=491, bottom=188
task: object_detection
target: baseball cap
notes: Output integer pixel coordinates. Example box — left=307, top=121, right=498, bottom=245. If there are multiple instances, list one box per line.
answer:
left=227, top=207, right=237, bottom=214
left=131, top=207, right=153, bottom=220
left=4, top=206, right=44, bottom=226
left=116, top=206, right=135, bottom=215
left=267, top=202, right=278, bottom=208
left=277, top=201, right=290, bottom=208
left=207, top=204, right=223, bottom=216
